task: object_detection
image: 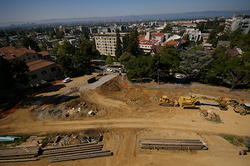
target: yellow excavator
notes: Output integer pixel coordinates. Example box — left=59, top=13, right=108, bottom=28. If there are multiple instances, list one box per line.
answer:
left=159, top=95, right=200, bottom=108
left=159, top=95, right=231, bottom=110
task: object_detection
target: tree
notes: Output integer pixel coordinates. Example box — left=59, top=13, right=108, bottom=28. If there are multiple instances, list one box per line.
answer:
left=115, top=30, right=123, bottom=58
left=206, top=47, right=250, bottom=89
left=161, top=24, right=173, bottom=33
left=0, top=57, right=13, bottom=90
left=22, top=36, right=40, bottom=51
left=126, top=29, right=141, bottom=56
left=10, top=59, right=29, bottom=83
left=179, top=50, right=213, bottom=81
left=105, top=55, right=114, bottom=64
left=125, top=46, right=180, bottom=81
left=118, top=52, right=136, bottom=65
left=56, top=39, right=100, bottom=76
left=0, top=57, right=29, bottom=92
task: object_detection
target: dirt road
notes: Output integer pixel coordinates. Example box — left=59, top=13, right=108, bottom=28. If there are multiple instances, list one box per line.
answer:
left=80, top=73, right=118, bottom=91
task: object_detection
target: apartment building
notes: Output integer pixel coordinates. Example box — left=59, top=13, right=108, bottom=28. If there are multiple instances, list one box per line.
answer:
left=225, top=14, right=250, bottom=34
left=94, top=33, right=128, bottom=56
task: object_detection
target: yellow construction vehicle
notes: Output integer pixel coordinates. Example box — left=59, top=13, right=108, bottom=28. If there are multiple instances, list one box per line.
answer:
left=159, top=95, right=233, bottom=110
left=177, top=95, right=200, bottom=108
left=234, top=103, right=250, bottom=116
left=198, top=96, right=232, bottom=110
left=159, top=96, right=178, bottom=106
left=159, top=95, right=200, bottom=108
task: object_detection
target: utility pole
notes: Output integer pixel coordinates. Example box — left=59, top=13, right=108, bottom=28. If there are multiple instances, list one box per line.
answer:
left=157, top=69, right=160, bottom=84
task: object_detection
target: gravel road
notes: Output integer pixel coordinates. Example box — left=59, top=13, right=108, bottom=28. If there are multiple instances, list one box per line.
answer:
left=80, top=73, right=118, bottom=91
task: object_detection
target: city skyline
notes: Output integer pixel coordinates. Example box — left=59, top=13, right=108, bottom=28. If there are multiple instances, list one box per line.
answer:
left=0, top=0, right=250, bottom=24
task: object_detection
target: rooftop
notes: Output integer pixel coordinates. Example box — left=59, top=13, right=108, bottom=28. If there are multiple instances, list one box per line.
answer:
left=38, top=51, right=49, bottom=56
left=26, top=60, right=55, bottom=72
left=0, top=46, right=36, bottom=60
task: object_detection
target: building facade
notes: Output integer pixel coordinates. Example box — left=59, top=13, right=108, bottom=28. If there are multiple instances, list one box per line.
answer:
left=94, top=33, right=128, bottom=56
left=225, top=15, right=250, bottom=34
left=0, top=46, right=62, bottom=85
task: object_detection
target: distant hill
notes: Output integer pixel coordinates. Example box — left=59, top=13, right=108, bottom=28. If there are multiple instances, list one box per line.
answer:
left=1, top=10, right=250, bottom=27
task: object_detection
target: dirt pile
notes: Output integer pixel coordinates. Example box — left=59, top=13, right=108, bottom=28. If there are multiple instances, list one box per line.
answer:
left=98, top=78, right=121, bottom=94
left=200, top=110, right=222, bottom=123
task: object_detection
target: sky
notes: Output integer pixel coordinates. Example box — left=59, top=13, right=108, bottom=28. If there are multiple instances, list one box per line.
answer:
left=0, top=0, right=249, bottom=23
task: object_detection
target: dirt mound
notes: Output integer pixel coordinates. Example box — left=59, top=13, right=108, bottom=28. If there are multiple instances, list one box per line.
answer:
left=98, top=80, right=160, bottom=106
left=99, top=78, right=121, bottom=93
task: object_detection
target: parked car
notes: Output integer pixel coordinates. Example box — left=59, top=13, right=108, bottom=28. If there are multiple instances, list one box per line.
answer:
left=106, top=68, right=113, bottom=72
left=63, top=77, right=72, bottom=83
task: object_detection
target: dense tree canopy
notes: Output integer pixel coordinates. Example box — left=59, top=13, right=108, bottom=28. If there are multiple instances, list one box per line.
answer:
left=126, top=29, right=141, bottom=56
left=0, top=57, right=29, bottom=91
left=55, top=39, right=100, bottom=77
left=22, top=36, right=40, bottom=51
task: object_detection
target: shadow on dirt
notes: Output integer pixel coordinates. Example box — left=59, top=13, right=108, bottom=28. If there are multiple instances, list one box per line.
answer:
left=22, top=94, right=79, bottom=107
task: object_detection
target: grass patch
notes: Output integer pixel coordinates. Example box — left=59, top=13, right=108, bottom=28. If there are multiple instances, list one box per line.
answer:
left=222, top=135, right=247, bottom=146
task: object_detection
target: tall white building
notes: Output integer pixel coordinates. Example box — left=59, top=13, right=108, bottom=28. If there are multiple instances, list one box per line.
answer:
left=183, top=28, right=202, bottom=42
left=225, top=14, right=250, bottom=34
left=94, top=33, right=127, bottom=56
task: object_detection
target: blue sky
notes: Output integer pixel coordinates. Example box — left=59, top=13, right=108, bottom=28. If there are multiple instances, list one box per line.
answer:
left=0, top=0, right=249, bottom=23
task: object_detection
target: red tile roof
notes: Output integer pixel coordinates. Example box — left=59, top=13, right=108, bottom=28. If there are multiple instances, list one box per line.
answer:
left=38, top=51, right=49, bottom=56
left=138, top=35, right=145, bottom=41
left=151, top=32, right=164, bottom=37
left=0, top=46, right=36, bottom=59
left=152, top=45, right=163, bottom=54
left=139, top=40, right=159, bottom=46
left=164, top=40, right=179, bottom=46
left=26, top=60, right=55, bottom=72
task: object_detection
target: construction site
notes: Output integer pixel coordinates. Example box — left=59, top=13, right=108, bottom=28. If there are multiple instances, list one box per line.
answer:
left=0, top=74, right=250, bottom=166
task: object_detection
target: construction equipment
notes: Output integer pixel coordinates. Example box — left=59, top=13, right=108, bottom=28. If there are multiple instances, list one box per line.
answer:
left=159, top=96, right=178, bottom=106
left=178, top=96, right=200, bottom=108
left=159, top=95, right=201, bottom=108
left=234, top=103, right=250, bottom=116
left=198, top=96, right=232, bottom=110
left=159, top=95, right=233, bottom=110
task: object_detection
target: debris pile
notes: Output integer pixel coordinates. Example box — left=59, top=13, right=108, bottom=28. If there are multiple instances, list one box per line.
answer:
left=200, top=110, right=221, bottom=123
left=32, top=98, right=99, bottom=120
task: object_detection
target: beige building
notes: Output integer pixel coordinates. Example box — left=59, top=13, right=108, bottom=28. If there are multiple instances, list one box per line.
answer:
left=94, top=33, right=128, bottom=56
left=27, top=60, right=62, bottom=85
left=0, top=46, right=62, bottom=85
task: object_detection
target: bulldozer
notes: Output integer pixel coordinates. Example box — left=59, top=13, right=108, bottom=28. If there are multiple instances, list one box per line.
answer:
left=159, top=96, right=178, bottom=106
left=234, top=103, right=250, bottom=116
left=159, top=95, right=232, bottom=110
left=198, top=96, right=232, bottom=110
left=159, top=95, right=200, bottom=108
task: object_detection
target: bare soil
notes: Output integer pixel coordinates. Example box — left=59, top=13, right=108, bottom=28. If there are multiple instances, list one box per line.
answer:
left=0, top=76, right=250, bottom=166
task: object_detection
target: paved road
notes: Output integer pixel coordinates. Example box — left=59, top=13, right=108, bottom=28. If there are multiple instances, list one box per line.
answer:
left=80, top=73, right=118, bottom=91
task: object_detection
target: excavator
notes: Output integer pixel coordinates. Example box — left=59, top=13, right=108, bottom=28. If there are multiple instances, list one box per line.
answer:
left=234, top=103, right=250, bottom=116
left=159, top=95, right=232, bottom=110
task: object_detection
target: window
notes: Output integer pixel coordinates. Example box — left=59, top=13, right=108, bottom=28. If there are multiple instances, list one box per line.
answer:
left=51, top=67, right=56, bottom=72
left=31, top=74, right=37, bottom=79
left=41, top=70, right=47, bottom=75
